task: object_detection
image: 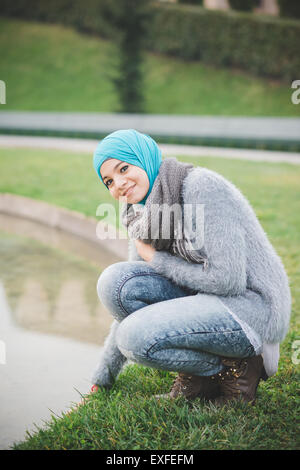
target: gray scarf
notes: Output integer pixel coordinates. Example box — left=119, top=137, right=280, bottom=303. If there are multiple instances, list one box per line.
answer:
left=121, top=157, right=208, bottom=265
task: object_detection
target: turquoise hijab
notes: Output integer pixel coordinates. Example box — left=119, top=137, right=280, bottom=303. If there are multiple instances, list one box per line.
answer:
left=93, top=129, right=162, bottom=205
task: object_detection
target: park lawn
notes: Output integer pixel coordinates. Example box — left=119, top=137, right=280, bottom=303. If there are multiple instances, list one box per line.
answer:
left=0, top=146, right=299, bottom=450
left=0, top=17, right=299, bottom=117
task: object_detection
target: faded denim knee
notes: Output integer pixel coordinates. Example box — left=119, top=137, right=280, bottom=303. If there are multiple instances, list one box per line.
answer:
left=116, top=314, right=151, bottom=363
left=97, top=261, right=154, bottom=322
left=97, top=262, right=121, bottom=305
left=97, top=262, right=132, bottom=321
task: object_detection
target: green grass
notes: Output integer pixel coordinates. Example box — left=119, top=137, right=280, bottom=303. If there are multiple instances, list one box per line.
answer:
left=12, top=365, right=300, bottom=450
left=0, top=17, right=299, bottom=116
left=1, top=146, right=299, bottom=449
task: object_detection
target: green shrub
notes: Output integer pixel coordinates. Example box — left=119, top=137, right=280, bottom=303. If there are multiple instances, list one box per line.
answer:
left=278, top=0, right=300, bottom=19
left=0, top=0, right=114, bottom=37
left=101, top=0, right=152, bottom=113
left=229, top=0, right=260, bottom=12
left=178, top=0, right=203, bottom=5
left=0, top=0, right=299, bottom=82
left=148, top=3, right=300, bottom=82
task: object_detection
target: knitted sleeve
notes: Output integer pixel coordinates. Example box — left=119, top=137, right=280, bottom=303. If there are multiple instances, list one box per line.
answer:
left=91, top=320, right=127, bottom=388
left=149, top=176, right=247, bottom=296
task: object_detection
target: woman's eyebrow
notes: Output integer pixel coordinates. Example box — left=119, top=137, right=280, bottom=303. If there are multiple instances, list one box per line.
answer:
left=102, top=161, right=123, bottom=182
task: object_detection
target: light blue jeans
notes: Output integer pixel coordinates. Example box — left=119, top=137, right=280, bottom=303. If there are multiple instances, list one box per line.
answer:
left=97, top=261, right=256, bottom=376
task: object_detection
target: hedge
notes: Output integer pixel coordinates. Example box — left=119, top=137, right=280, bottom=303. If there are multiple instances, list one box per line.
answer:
left=0, top=0, right=299, bottom=82
left=178, top=0, right=203, bottom=5
left=0, top=0, right=114, bottom=38
left=278, top=0, right=300, bottom=19
left=148, top=3, right=300, bottom=82
left=229, top=0, right=260, bottom=12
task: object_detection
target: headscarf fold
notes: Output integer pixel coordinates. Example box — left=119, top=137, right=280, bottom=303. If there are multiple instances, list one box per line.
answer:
left=93, top=129, right=162, bottom=205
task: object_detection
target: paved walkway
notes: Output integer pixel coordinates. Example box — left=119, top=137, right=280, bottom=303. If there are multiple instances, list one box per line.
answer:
left=0, top=111, right=300, bottom=142
left=0, top=134, right=299, bottom=165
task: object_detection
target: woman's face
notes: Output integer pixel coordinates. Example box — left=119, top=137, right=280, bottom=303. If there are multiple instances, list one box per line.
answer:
left=100, top=159, right=150, bottom=204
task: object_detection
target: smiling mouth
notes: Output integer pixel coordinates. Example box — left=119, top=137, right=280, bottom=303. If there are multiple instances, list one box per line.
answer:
left=123, top=185, right=136, bottom=197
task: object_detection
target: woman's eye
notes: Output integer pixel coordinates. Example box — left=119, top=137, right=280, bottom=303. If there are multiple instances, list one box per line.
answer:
left=105, top=166, right=128, bottom=188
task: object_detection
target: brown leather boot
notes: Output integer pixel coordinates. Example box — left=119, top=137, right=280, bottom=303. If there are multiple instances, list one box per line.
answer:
left=210, top=355, right=268, bottom=405
left=155, top=372, right=221, bottom=401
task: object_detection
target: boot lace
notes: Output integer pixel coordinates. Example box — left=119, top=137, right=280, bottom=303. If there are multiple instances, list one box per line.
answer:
left=216, top=359, right=248, bottom=398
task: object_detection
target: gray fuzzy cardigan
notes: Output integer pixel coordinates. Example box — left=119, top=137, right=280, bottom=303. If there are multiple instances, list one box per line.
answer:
left=92, top=167, right=291, bottom=386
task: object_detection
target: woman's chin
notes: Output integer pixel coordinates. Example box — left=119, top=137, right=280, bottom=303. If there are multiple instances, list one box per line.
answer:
left=119, top=195, right=138, bottom=204
left=123, top=192, right=146, bottom=204
left=131, top=193, right=147, bottom=204
left=128, top=196, right=142, bottom=204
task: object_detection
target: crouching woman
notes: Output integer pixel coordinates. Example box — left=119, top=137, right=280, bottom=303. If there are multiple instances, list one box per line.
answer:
left=90, top=129, right=291, bottom=404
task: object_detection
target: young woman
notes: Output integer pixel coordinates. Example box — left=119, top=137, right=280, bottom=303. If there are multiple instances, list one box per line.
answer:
left=91, top=129, right=291, bottom=404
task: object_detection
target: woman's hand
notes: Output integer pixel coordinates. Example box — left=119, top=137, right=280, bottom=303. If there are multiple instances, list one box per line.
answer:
left=66, top=385, right=99, bottom=415
left=135, top=239, right=156, bottom=262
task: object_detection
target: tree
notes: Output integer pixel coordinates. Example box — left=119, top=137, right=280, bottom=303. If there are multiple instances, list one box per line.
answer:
left=101, top=0, right=152, bottom=113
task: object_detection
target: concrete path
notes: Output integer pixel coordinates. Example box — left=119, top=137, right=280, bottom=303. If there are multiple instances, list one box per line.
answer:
left=0, top=111, right=300, bottom=142
left=0, top=134, right=300, bottom=165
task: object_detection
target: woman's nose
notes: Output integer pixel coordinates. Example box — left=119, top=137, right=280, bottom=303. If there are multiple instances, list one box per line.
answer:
left=114, top=175, right=127, bottom=190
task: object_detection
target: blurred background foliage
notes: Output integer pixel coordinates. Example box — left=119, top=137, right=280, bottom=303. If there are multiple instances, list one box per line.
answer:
left=0, top=0, right=299, bottom=116
left=228, top=0, right=260, bottom=11
left=0, top=0, right=299, bottom=82
left=96, top=0, right=153, bottom=113
left=278, top=0, right=300, bottom=19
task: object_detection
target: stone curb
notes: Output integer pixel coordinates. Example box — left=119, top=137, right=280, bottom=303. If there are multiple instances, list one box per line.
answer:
left=0, top=193, right=128, bottom=260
